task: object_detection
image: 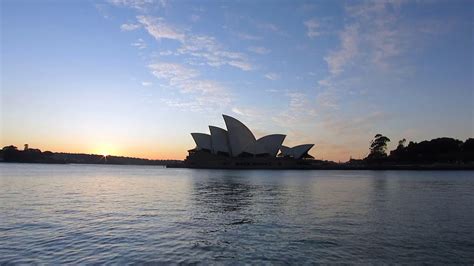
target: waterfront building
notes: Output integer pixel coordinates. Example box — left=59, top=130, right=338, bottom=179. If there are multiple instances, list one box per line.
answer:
left=185, top=114, right=315, bottom=169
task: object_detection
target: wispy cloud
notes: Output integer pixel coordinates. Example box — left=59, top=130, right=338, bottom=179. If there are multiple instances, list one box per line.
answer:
left=257, top=22, right=279, bottom=33
left=273, top=92, right=317, bottom=127
left=231, top=107, right=244, bottom=116
left=137, top=15, right=185, bottom=42
left=324, top=25, right=359, bottom=75
left=316, top=88, right=339, bottom=109
left=346, top=1, right=403, bottom=68
left=341, top=0, right=441, bottom=70
left=141, top=81, right=152, bottom=86
left=136, top=16, right=253, bottom=71
left=317, top=0, right=441, bottom=118
left=178, top=34, right=253, bottom=71
left=227, top=60, right=253, bottom=71
left=120, top=23, right=141, bottom=31
left=231, top=107, right=264, bottom=118
left=304, top=18, right=320, bottom=38
left=148, top=62, right=231, bottom=110
left=148, top=62, right=198, bottom=84
left=266, top=89, right=279, bottom=93
left=95, top=4, right=112, bottom=19
left=237, top=32, right=262, bottom=41
left=319, top=111, right=389, bottom=141
left=131, top=38, right=147, bottom=49
left=264, top=73, right=280, bottom=80
left=107, top=0, right=156, bottom=11
left=190, top=14, right=200, bottom=22
left=248, top=46, right=270, bottom=54
left=158, top=50, right=174, bottom=56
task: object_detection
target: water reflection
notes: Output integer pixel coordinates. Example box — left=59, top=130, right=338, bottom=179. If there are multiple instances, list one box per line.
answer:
left=192, top=175, right=255, bottom=214
left=1, top=165, right=473, bottom=264
left=189, top=174, right=265, bottom=244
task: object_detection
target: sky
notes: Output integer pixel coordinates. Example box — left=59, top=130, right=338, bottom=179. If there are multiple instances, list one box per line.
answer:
left=1, top=0, right=473, bottom=161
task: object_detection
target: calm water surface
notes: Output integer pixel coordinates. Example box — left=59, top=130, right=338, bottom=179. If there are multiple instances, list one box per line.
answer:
left=0, top=163, right=473, bottom=263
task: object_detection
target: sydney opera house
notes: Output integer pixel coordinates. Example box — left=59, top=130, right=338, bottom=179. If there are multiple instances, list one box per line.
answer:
left=185, top=114, right=316, bottom=169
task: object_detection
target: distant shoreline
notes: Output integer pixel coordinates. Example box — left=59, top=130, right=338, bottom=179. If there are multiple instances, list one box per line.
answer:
left=0, top=146, right=180, bottom=166
left=2, top=139, right=474, bottom=170
left=0, top=161, right=166, bottom=167
left=2, top=161, right=472, bottom=171
left=167, top=163, right=474, bottom=171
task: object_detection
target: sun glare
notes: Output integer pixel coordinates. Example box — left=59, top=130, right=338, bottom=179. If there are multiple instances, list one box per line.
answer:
left=94, top=144, right=116, bottom=158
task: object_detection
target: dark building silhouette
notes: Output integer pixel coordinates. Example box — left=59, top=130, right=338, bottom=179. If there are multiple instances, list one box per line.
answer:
left=185, top=114, right=316, bottom=169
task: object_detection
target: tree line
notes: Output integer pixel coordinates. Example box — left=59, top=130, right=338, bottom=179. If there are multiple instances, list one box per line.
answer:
left=365, top=135, right=474, bottom=164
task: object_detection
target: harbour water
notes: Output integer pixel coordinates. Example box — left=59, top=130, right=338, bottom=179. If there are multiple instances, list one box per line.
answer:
left=1, top=163, right=473, bottom=263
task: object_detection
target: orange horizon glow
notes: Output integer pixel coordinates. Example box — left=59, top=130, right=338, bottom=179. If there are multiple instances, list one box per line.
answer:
left=0, top=140, right=189, bottom=161
left=0, top=138, right=371, bottom=162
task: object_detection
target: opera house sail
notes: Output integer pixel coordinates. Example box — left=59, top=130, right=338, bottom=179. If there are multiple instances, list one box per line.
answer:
left=185, top=114, right=316, bottom=169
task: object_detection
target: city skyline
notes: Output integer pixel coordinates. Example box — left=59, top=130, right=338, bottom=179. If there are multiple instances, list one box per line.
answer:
left=1, top=0, right=473, bottom=161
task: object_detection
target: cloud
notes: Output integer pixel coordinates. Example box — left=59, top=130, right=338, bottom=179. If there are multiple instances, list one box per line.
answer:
left=228, top=60, right=253, bottom=71
left=264, top=73, right=280, bottom=80
left=287, top=92, right=315, bottom=114
left=237, top=32, right=262, bottom=41
left=304, top=18, right=320, bottom=38
left=120, top=23, right=141, bottom=31
left=317, top=0, right=436, bottom=119
left=158, top=50, right=174, bottom=56
left=178, top=34, right=253, bottom=71
left=257, top=22, right=279, bottom=33
left=321, top=111, right=388, bottom=137
left=346, top=1, right=403, bottom=68
left=148, top=62, right=231, bottom=109
left=320, top=0, right=434, bottom=78
left=342, top=0, right=429, bottom=69
left=107, top=0, right=155, bottom=11
left=255, top=21, right=288, bottom=36
left=149, top=62, right=198, bottom=84
left=131, top=38, right=147, bottom=49
left=316, top=88, right=339, bottom=109
left=324, top=25, right=359, bottom=75
left=231, top=107, right=244, bottom=115
left=95, top=4, right=111, bottom=19
left=266, top=89, right=279, bottom=93
left=248, top=46, right=270, bottom=54
left=273, top=92, right=317, bottom=127
left=137, top=15, right=185, bottom=42
left=137, top=16, right=253, bottom=71
left=159, top=98, right=211, bottom=112
left=141, top=81, right=152, bottom=86
left=231, top=107, right=263, bottom=118
left=190, top=14, right=200, bottom=22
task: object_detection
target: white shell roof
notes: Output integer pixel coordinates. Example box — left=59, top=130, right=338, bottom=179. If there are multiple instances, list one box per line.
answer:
left=223, top=114, right=256, bottom=157
left=255, top=134, right=286, bottom=157
left=191, top=133, right=212, bottom=151
left=279, top=144, right=314, bottom=159
left=209, top=126, right=230, bottom=154
left=290, top=144, right=314, bottom=159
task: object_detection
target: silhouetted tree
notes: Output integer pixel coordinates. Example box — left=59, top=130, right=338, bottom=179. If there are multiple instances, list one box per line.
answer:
left=2, top=145, right=21, bottom=161
left=462, top=138, right=474, bottom=162
left=397, top=138, right=406, bottom=149
left=2, top=145, right=18, bottom=151
left=462, top=138, right=474, bottom=152
left=366, top=134, right=391, bottom=161
left=390, top=138, right=406, bottom=159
